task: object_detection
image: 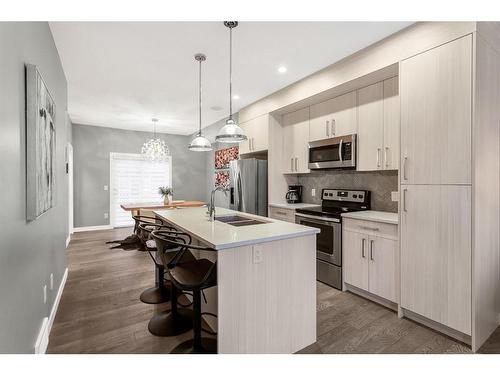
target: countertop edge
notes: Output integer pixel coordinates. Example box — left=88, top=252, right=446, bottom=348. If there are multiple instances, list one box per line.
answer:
left=341, top=211, right=399, bottom=225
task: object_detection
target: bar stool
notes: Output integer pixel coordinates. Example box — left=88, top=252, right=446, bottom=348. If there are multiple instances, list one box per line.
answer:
left=136, top=219, right=175, bottom=304
left=147, top=230, right=197, bottom=337
left=156, top=233, right=217, bottom=354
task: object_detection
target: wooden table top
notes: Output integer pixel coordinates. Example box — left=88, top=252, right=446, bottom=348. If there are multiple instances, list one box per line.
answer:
left=120, top=200, right=206, bottom=211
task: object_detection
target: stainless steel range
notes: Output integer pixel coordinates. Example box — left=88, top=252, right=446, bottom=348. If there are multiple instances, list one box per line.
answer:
left=295, top=189, right=371, bottom=290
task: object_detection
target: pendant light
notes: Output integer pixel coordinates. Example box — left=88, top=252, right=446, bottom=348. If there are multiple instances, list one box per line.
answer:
left=141, top=118, right=170, bottom=161
left=189, top=53, right=212, bottom=151
left=215, top=21, right=247, bottom=143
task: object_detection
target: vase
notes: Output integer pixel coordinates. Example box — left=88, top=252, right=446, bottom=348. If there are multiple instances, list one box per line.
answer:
left=164, top=195, right=173, bottom=205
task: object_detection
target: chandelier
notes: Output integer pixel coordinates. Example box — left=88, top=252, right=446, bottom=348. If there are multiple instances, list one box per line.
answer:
left=141, top=118, right=170, bottom=161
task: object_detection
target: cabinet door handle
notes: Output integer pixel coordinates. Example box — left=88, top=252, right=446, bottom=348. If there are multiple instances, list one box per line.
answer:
left=331, top=119, right=336, bottom=136
left=377, top=148, right=381, bottom=168
left=403, top=188, right=408, bottom=212
left=295, top=157, right=298, bottom=172
left=403, top=156, right=408, bottom=180
left=384, top=147, right=389, bottom=168
left=370, top=240, right=374, bottom=261
left=359, top=225, right=380, bottom=231
left=361, top=238, right=366, bottom=258
left=326, top=120, right=330, bottom=137
left=291, top=158, right=294, bottom=172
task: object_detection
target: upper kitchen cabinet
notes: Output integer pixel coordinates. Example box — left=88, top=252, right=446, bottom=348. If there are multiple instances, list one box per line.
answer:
left=239, top=114, right=269, bottom=155
left=383, top=77, right=400, bottom=170
left=400, top=35, right=472, bottom=185
left=309, top=91, right=357, bottom=142
left=357, top=82, right=384, bottom=171
left=357, top=78, right=400, bottom=172
left=282, top=107, right=310, bottom=174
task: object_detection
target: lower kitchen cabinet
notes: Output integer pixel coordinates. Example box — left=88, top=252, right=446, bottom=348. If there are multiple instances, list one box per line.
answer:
left=343, top=219, right=398, bottom=303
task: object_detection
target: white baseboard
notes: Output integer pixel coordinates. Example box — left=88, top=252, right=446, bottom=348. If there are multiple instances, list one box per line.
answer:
left=34, top=267, right=68, bottom=354
left=73, top=225, right=113, bottom=232
left=65, top=235, right=71, bottom=248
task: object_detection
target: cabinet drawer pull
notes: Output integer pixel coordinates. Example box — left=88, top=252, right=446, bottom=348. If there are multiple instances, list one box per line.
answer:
left=291, top=158, right=294, bottom=172
left=295, top=157, right=298, bottom=172
left=403, top=188, right=408, bottom=212
left=385, top=147, right=389, bottom=168
left=370, top=240, right=374, bottom=261
left=359, top=225, right=380, bottom=231
left=361, top=238, right=366, bottom=258
left=377, top=148, right=381, bottom=168
left=326, top=120, right=330, bottom=137
left=331, top=119, right=336, bottom=136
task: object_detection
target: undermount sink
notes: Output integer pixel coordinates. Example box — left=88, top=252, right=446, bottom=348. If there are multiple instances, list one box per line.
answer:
left=215, top=215, right=268, bottom=226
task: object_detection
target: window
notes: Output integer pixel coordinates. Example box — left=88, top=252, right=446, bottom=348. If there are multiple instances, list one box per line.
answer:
left=109, top=152, right=172, bottom=227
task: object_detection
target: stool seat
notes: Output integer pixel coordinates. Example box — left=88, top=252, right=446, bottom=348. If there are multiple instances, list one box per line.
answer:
left=169, top=259, right=216, bottom=291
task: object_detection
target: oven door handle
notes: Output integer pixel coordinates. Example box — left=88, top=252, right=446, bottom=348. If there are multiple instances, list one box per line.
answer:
left=295, top=213, right=340, bottom=223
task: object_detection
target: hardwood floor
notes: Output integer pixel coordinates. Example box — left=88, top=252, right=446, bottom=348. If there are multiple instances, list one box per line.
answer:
left=48, top=228, right=500, bottom=354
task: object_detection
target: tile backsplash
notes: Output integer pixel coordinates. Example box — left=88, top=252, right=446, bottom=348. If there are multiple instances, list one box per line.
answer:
left=295, top=169, right=399, bottom=212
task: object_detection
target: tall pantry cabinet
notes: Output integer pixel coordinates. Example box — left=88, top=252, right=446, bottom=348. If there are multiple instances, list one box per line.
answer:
left=399, top=30, right=500, bottom=351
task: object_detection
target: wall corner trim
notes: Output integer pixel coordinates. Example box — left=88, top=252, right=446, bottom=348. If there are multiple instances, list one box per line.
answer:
left=73, top=225, right=113, bottom=232
left=35, top=267, right=68, bottom=354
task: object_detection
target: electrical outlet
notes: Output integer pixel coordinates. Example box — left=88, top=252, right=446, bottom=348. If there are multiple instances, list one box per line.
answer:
left=391, top=191, right=399, bottom=202
left=252, top=247, right=263, bottom=264
left=43, top=285, right=47, bottom=304
left=103, top=185, right=108, bottom=191
left=104, top=212, right=109, bottom=219
left=50, top=273, right=54, bottom=290
left=311, top=188, right=316, bottom=197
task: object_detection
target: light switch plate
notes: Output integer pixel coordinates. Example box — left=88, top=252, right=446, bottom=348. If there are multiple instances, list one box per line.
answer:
left=104, top=212, right=109, bottom=219
left=104, top=185, right=108, bottom=191
left=311, top=188, right=316, bottom=197
left=391, top=191, right=399, bottom=202
left=43, top=285, right=47, bottom=304
left=50, top=273, right=53, bottom=290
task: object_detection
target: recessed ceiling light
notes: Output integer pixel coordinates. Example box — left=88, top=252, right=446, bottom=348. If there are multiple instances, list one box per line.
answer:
left=233, top=95, right=240, bottom=100
left=278, top=66, right=287, bottom=73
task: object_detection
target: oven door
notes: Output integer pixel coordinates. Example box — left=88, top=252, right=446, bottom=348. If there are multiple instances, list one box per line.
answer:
left=295, top=213, right=341, bottom=266
left=308, top=134, right=356, bottom=169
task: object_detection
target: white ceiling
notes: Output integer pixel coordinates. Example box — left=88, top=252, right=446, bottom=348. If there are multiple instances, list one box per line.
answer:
left=50, top=22, right=412, bottom=135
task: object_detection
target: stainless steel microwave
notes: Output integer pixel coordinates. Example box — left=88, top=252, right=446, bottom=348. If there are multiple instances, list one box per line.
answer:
left=308, top=134, right=356, bottom=170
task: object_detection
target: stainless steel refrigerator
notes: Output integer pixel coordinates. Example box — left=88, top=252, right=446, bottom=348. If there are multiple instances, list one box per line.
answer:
left=229, top=159, right=268, bottom=217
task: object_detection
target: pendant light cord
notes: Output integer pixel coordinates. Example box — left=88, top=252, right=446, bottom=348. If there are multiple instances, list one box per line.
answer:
left=229, top=25, right=233, bottom=120
left=199, top=56, right=202, bottom=136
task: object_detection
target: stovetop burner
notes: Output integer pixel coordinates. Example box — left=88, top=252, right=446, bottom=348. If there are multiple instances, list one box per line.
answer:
left=296, top=189, right=371, bottom=219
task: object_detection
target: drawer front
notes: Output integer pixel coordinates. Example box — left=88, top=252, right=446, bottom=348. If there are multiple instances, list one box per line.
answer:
left=269, top=206, right=295, bottom=223
left=343, top=218, right=397, bottom=239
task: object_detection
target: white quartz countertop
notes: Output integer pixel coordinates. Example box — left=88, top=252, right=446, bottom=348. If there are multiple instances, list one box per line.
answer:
left=269, top=202, right=320, bottom=210
left=341, top=210, right=398, bottom=225
left=153, top=207, right=320, bottom=250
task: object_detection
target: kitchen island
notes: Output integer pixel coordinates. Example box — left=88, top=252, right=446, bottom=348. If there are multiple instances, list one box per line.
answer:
left=153, top=206, right=319, bottom=354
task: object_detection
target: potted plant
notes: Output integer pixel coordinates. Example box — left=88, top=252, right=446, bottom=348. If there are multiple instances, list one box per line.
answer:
left=158, top=186, right=173, bottom=205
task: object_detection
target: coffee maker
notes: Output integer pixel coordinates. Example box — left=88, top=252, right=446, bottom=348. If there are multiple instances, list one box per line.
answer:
left=286, top=185, right=302, bottom=204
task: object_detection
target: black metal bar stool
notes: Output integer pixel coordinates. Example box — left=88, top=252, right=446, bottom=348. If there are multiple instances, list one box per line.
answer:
left=136, top=219, right=175, bottom=304
left=146, top=230, right=198, bottom=337
left=155, top=233, right=217, bottom=354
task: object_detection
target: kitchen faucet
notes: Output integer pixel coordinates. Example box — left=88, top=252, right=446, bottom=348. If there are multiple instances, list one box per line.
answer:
left=208, top=186, right=229, bottom=221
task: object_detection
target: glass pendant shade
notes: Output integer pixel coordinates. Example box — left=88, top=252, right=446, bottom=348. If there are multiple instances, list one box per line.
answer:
left=142, top=119, right=170, bottom=161
left=189, top=133, right=212, bottom=151
left=216, top=118, right=247, bottom=143
left=216, top=21, right=247, bottom=144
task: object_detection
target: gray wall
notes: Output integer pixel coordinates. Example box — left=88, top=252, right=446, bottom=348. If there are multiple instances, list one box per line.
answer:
left=296, top=170, right=398, bottom=212
left=0, top=22, right=69, bottom=353
left=73, top=124, right=208, bottom=227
